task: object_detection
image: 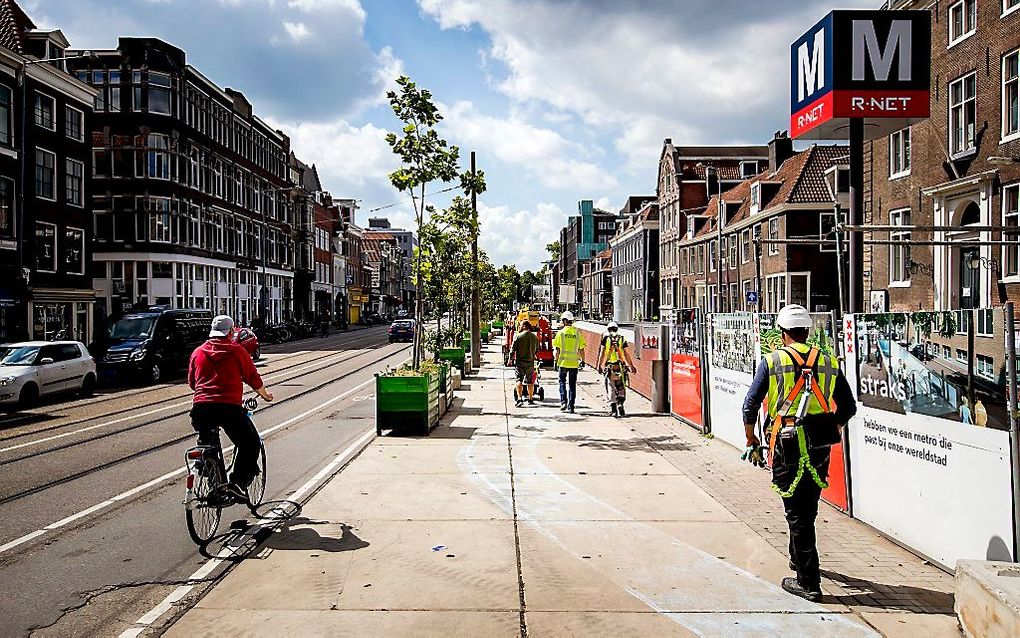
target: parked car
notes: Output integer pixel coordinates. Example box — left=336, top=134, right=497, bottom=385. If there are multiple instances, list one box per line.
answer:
left=232, top=327, right=261, bottom=361
left=388, top=319, right=415, bottom=343
left=90, top=307, right=212, bottom=385
left=0, top=341, right=97, bottom=409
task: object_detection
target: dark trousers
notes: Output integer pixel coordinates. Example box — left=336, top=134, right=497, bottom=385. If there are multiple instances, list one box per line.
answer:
left=558, top=367, right=578, bottom=409
left=774, top=444, right=830, bottom=591
left=190, top=403, right=260, bottom=488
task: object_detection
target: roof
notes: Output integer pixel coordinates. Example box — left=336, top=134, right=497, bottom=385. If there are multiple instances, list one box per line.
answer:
left=0, top=0, right=35, bottom=54
left=363, top=231, right=396, bottom=242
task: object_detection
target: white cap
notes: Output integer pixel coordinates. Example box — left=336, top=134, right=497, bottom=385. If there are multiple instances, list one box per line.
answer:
left=561, top=310, right=575, bottom=321
left=209, top=315, right=234, bottom=337
left=776, top=304, right=812, bottom=330
left=607, top=321, right=619, bottom=330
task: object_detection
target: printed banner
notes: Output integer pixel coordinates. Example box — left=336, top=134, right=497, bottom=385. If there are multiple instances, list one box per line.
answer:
left=670, top=308, right=704, bottom=429
left=845, top=311, right=1014, bottom=566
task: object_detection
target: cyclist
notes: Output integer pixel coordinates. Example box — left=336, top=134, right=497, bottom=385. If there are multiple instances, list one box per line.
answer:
left=596, top=321, right=637, bottom=417
left=188, top=315, right=274, bottom=502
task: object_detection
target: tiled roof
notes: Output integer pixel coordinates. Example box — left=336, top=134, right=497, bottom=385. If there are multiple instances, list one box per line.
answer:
left=0, top=0, right=35, bottom=54
left=363, top=231, right=396, bottom=242
left=789, top=145, right=848, bottom=203
left=673, top=145, right=769, bottom=158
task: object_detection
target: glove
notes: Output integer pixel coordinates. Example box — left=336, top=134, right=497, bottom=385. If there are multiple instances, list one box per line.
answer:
left=741, top=445, right=767, bottom=468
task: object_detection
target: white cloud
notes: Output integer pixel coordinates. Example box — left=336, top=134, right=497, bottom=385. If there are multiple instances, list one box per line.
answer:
left=282, top=21, right=312, bottom=41
left=477, top=202, right=565, bottom=270
left=288, top=0, right=366, bottom=21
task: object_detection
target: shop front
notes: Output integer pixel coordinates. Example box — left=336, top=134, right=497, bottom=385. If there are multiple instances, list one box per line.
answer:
left=29, top=288, right=96, bottom=344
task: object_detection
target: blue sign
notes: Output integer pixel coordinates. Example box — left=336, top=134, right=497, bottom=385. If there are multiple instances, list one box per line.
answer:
left=746, top=291, right=759, bottom=305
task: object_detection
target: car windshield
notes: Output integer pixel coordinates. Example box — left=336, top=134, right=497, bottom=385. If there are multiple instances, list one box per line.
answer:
left=393, top=321, right=413, bottom=328
left=0, top=346, right=41, bottom=366
left=109, top=316, right=157, bottom=340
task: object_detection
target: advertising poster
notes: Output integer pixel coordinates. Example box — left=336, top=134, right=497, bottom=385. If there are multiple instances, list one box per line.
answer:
left=670, top=308, right=704, bottom=430
left=707, top=313, right=759, bottom=450
left=845, top=311, right=1014, bottom=567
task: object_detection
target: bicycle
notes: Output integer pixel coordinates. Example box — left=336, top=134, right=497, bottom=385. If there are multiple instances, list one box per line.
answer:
left=184, top=397, right=267, bottom=545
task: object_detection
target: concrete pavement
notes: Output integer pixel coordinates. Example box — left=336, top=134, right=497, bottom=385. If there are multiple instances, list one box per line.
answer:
left=166, top=343, right=959, bottom=637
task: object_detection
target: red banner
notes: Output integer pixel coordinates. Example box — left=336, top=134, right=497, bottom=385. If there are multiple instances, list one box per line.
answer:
left=670, top=353, right=703, bottom=428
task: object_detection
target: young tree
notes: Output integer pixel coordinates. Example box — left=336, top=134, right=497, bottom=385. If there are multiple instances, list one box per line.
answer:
left=545, top=240, right=561, bottom=262
left=386, top=76, right=460, bottom=368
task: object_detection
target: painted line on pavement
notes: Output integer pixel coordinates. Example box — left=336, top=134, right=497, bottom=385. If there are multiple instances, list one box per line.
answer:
left=0, top=372, right=383, bottom=557
left=0, top=347, right=371, bottom=455
left=118, top=428, right=376, bottom=638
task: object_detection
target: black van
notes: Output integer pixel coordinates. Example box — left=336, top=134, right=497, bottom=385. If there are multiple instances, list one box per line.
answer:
left=90, top=307, right=213, bottom=385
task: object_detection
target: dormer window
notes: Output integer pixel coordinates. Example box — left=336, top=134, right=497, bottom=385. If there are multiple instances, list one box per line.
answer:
left=47, top=42, right=65, bottom=69
left=740, top=161, right=757, bottom=179
left=750, top=183, right=761, bottom=215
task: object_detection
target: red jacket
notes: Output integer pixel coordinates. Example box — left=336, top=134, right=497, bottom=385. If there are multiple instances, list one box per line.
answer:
left=188, top=338, right=264, bottom=405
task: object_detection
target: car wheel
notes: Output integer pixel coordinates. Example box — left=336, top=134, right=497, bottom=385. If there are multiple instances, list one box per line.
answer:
left=147, top=361, right=163, bottom=385
left=18, top=383, right=39, bottom=409
left=80, top=373, right=97, bottom=398
left=253, top=346, right=262, bottom=361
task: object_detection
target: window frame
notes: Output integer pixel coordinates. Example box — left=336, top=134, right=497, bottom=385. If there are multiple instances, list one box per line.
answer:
left=65, top=158, right=84, bottom=208
left=34, top=147, right=57, bottom=201
left=949, top=0, right=977, bottom=47
left=949, top=72, right=978, bottom=157
left=1003, top=48, right=1020, bottom=143
left=820, top=212, right=837, bottom=253
left=34, top=221, right=58, bottom=273
left=1005, top=0, right=1020, bottom=17
left=64, top=226, right=85, bottom=274
left=889, top=208, right=912, bottom=286
left=0, top=176, right=15, bottom=242
left=740, top=229, right=750, bottom=264
left=768, top=217, right=779, bottom=255
left=1005, top=183, right=1020, bottom=278
left=64, top=104, right=85, bottom=142
left=889, top=127, right=912, bottom=178
left=33, top=92, right=57, bottom=131
left=0, top=84, right=12, bottom=147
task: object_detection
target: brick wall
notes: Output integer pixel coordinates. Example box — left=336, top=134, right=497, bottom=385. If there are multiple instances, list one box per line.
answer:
left=575, top=322, right=653, bottom=399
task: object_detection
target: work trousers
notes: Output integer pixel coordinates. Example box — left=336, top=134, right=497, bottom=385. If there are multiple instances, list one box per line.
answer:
left=604, top=363, right=627, bottom=406
left=558, top=367, right=578, bottom=409
left=774, top=445, right=831, bottom=591
left=190, top=402, right=261, bottom=488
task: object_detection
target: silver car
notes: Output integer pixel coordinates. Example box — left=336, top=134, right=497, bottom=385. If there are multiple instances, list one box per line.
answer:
left=0, top=341, right=97, bottom=408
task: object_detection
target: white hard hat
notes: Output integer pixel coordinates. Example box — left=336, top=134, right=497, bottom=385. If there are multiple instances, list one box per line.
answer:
left=607, top=321, right=619, bottom=330
left=561, top=310, right=575, bottom=321
left=776, top=304, right=812, bottom=330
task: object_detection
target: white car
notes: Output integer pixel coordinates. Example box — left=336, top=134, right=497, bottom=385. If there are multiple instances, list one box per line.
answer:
left=0, top=341, right=97, bottom=408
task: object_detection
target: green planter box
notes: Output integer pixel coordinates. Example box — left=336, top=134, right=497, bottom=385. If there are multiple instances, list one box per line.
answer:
left=439, top=347, right=466, bottom=371
left=376, top=372, right=440, bottom=436
left=492, top=320, right=504, bottom=329
left=462, top=337, right=472, bottom=353
left=480, top=326, right=490, bottom=342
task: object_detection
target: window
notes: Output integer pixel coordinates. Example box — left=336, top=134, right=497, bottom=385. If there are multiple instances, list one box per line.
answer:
left=977, top=354, right=995, bottom=380
left=949, top=0, right=977, bottom=45
left=889, top=127, right=911, bottom=177
left=1007, top=0, right=1020, bottom=16
left=768, top=218, right=779, bottom=255
left=820, top=212, right=836, bottom=252
left=132, top=70, right=142, bottom=111
left=149, top=72, right=172, bottom=115
left=0, top=85, right=11, bottom=145
left=34, top=93, right=55, bottom=130
left=0, top=177, right=13, bottom=240
left=709, top=239, right=717, bottom=271
left=108, top=71, right=121, bottom=112
left=750, top=183, right=761, bottom=214
left=35, top=149, right=56, bottom=200
left=64, top=105, right=84, bottom=141
left=740, top=230, right=750, bottom=263
left=956, top=348, right=968, bottom=363
left=1007, top=184, right=1020, bottom=276
left=65, top=159, right=84, bottom=207
left=729, top=235, right=737, bottom=268
left=93, top=148, right=110, bottom=178
left=739, top=161, right=757, bottom=179
left=949, top=73, right=977, bottom=156
left=1004, top=49, right=1020, bottom=140
left=890, top=209, right=911, bottom=284
left=34, top=222, right=57, bottom=272
left=765, top=274, right=787, bottom=313
left=977, top=308, right=994, bottom=337
left=143, top=134, right=171, bottom=179
left=942, top=345, right=952, bottom=360
left=65, top=227, right=84, bottom=274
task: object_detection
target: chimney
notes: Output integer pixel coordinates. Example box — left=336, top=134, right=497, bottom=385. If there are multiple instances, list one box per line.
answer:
left=768, top=130, right=794, bottom=174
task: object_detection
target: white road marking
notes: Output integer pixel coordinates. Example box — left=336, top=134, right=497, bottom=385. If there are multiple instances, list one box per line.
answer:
left=0, top=347, right=373, bottom=454
left=0, top=367, right=391, bottom=557
left=118, top=428, right=376, bottom=637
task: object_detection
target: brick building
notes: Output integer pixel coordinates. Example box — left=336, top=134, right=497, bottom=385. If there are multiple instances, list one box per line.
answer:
left=557, top=199, right=618, bottom=308
left=676, top=134, right=848, bottom=314
left=580, top=247, right=612, bottom=320
left=866, top=0, right=1020, bottom=317
left=656, top=140, right=768, bottom=317
left=610, top=200, right=660, bottom=321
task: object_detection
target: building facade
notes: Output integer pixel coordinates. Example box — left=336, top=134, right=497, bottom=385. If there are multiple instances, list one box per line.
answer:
left=610, top=201, right=660, bottom=322
left=0, top=4, right=98, bottom=342
left=656, top=140, right=768, bottom=316
left=67, top=37, right=295, bottom=328
left=368, top=217, right=415, bottom=309
left=362, top=231, right=402, bottom=315
left=580, top=248, right=613, bottom=320
left=866, top=0, right=1020, bottom=323
left=557, top=199, right=618, bottom=308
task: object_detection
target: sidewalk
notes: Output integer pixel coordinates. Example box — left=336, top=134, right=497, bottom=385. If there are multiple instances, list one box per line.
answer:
left=167, top=344, right=959, bottom=637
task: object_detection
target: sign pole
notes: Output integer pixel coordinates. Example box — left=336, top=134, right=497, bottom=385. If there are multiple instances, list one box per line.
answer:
left=1005, top=302, right=1020, bottom=561
left=848, top=117, right=864, bottom=313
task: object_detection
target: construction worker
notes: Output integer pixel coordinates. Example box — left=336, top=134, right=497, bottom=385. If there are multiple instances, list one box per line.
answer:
left=552, top=310, right=586, bottom=414
left=508, top=320, right=539, bottom=407
left=742, top=304, right=856, bottom=602
left=596, top=321, right=637, bottom=417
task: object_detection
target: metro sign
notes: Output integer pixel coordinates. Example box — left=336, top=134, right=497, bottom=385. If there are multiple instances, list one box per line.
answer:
left=790, top=10, right=930, bottom=140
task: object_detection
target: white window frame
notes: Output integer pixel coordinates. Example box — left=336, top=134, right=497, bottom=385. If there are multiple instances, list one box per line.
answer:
left=65, top=226, right=85, bottom=274
left=977, top=354, right=995, bottom=380
left=740, top=229, right=750, bottom=264
left=768, top=217, right=779, bottom=255
left=35, top=148, right=56, bottom=202
left=1005, top=0, right=1020, bottom=17
left=889, top=208, right=911, bottom=286
left=820, top=212, right=836, bottom=253
left=64, top=104, right=85, bottom=142
left=949, top=72, right=978, bottom=157
left=34, top=92, right=56, bottom=131
left=1003, top=48, right=1020, bottom=143
left=65, top=158, right=84, bottom=208
left=1005, top=183, right=1020, bottom=278
left=0, top=84, right=13, bottom=147
left=35, top=221, right=57, bottom=273
left=709, top=239, right=717, bottom=272
left=750, top=183, right=761, bottom=215
left=889, top=127, right=911, bottom=178
left=739, top=161, right=757, bottom=179
left=949, top=0, right=977, bottom=47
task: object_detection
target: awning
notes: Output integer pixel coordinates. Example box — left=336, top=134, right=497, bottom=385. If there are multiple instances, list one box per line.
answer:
left=32, top=288, right=97, bottom=303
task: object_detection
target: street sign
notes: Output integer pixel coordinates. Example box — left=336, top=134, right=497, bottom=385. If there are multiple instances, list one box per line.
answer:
left=746, top=290, right=759, bottom=305
left=791, top=10, right=930, bottom=140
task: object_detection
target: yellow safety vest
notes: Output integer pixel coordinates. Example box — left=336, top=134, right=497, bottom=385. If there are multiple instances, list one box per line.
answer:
left=553, top=326, right=585, bottom=369
left=602, top=334, right=627, bottom=364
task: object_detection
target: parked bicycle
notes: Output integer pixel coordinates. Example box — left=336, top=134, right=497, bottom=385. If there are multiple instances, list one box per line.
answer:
left=184, top=396, right=267, bottom=544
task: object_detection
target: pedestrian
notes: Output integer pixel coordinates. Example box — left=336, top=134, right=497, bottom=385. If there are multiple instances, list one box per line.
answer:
left=508, top=320, right=539, bottom=407
left=741, top=304, right=857, bottom=602
left=552, top=310, right=586, bottom=414
left=974, top=399, right=988, bottom=427
left=595, top=321, right=637, bottom=417
left=960, top=398, right=973, bottom=424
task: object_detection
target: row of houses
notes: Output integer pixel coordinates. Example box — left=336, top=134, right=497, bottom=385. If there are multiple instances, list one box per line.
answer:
left=0, top=0, right=414, bottom=344
left=550, top=0, right=1020, bottom=322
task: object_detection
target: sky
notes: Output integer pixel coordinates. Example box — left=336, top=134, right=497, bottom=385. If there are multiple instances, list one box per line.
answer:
left=32, top=0, right=872, bottom=271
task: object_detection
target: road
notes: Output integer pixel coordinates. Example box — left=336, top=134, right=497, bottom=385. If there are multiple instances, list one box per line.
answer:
left=0, top=326, right=409, bottom=637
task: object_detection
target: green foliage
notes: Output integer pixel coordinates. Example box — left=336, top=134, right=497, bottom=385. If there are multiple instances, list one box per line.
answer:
left=545, top=240, right=561, bottom=262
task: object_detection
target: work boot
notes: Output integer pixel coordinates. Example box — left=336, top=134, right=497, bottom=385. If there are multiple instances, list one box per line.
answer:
left=618, top=403, right=626, bottom=417
left=567, top=407, right=575, bottom=414
left=560, top=404, right=567, bottom=412
left=610, top=404, right=618, bottom=417
left=781, top=577, right=822, bottom=602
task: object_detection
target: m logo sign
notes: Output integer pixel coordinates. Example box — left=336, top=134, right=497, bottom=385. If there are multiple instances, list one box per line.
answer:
left=790, top=10, right=930, bottom=140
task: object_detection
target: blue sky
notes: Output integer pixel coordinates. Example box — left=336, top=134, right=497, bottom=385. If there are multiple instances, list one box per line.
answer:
left=32, top=0, right=871, bottom=271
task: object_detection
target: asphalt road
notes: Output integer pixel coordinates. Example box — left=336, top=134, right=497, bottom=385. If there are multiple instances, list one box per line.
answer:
left=0, top=326, right=410, bottom=637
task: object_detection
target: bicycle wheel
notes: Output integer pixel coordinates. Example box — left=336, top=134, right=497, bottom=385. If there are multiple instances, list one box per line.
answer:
left=186, top=464, right=222, bottom=545
left=246, top=443, right=267, bottom=508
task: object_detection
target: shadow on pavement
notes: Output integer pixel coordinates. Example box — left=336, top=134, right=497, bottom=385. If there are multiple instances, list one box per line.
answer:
left=553, top=434, right=692, bottom=453
left=427, top=425, right=479, bottom=439
left=264, top=520, right=370, bottom=553
left=820, top=570, right=955, bottom=612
